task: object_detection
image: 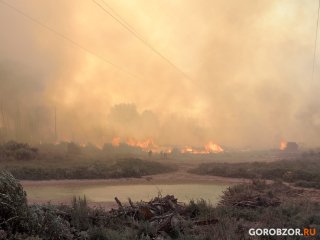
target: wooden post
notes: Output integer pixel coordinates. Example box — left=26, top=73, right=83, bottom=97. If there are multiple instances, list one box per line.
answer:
left=15, top=103, right=21, bottom=140
left=0, top=103, right=6, bottom=141
left=54, top=106, right=57, bottom=141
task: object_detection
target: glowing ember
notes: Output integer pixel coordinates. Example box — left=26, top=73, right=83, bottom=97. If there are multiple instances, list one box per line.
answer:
left=279, top=139, right=287, bottom=150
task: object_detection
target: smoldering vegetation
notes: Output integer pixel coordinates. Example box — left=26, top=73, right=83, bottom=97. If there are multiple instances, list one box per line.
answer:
left=0, top=172, right=319, bottom=240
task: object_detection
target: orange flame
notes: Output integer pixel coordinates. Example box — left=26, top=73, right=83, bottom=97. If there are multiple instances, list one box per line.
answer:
left=110, top=137, right=223, bottom=154
left=204, top=141, right=224, bottom=153
left=181, top=141, right=224, bottom=154
left=181, top=146, right=194, bottom=154
left=112, top=136, right=121, bottom=147
left=280, top=139, right=287, bottom=150
left=111, top=136, right=174, bottom=153
left=126, top=138, right=155, bottom=150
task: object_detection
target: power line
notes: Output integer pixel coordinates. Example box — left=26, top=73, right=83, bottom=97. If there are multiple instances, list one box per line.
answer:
left=312, top=0, right=320, bottom=81
left=99, top=0, right=142, bottom=38
left=93, top=0, right=194, bottom=81
left=0, top=0, right=141, bottom=80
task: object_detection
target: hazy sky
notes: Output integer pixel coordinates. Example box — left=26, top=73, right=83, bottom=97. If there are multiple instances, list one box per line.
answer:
left=1, top=0, right=320, bottom=149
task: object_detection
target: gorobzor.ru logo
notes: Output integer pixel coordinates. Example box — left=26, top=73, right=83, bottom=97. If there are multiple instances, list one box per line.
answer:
left=248, top=228, right=317, bottom=237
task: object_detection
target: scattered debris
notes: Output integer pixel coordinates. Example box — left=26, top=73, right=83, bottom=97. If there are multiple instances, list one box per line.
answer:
left=219, top=180, right=283, bottom=208
left=109, top=194, right=218, bottom=237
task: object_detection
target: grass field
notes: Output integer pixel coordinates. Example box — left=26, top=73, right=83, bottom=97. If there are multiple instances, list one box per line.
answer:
left=0, top=141, right=176, bottom=180
left=190, top=152, right=320, bottom=189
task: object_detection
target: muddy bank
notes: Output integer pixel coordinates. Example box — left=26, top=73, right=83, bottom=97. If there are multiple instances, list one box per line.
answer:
left=21, top=169, right=250, bottom=187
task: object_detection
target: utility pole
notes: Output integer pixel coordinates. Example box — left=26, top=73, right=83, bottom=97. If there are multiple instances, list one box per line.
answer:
left=16, top=104, right=21, bottom=140
left=0, top=103, right=7, bottom=141
left=54, top=106, right=57, bottom=142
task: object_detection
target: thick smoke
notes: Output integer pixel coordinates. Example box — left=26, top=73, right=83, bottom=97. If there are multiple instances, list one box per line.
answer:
left=0, top=0, right=319, bottom=148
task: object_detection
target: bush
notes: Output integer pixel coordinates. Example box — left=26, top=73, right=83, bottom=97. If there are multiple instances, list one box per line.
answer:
left=26, top=205, right=72, bottom=239
left=185, top=199, right=214, bottom=219
left=88, top=227, right=138, bottom=240
left=190, top=157, right=320, bottom=189
left=0, top=141, right=38, bottom=161
left=295, top=181, right=320, bottom=189
left=88, top=227, right=108, bottom=240
left=0, top=171, right=28, bottom=231
left=71, top=196, right=90, bottom=230
left=5, top=159, right=175, bottom=180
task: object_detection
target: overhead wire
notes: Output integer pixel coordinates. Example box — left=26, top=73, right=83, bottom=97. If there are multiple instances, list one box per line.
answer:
left=99, top=0, right=142, bottom=38
left=0, top=0, right=141, bottom=80
left=312, top=0, right=320, bottom=81
left=92, top=0, right=194, bottom=82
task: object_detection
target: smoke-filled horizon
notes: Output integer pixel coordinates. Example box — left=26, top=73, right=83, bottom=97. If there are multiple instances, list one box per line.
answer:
left=1, top=0, right=320, bottom=149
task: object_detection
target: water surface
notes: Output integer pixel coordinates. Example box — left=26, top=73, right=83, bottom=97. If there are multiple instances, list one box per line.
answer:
left=24, top=182, right=230, bottom=205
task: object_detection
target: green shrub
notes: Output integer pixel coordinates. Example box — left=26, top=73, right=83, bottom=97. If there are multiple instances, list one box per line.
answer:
left=88, top=227, right=108, bottom=240
left=26, top=205, right=72, bottom=239
left=295, top=181, right=320, bottom=189
left=0, top=171, right=28, bottom=231
left=88, top=227, right=138, bottom=240
left=0, top=141, right=38, bottom=161
left=71, top=196, right=90, bottom=230
left=4, top=158, right=175, bottom=180
left=185, top=199, right=214, bottom=219
left=191, top=157, right=320, bottom=189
